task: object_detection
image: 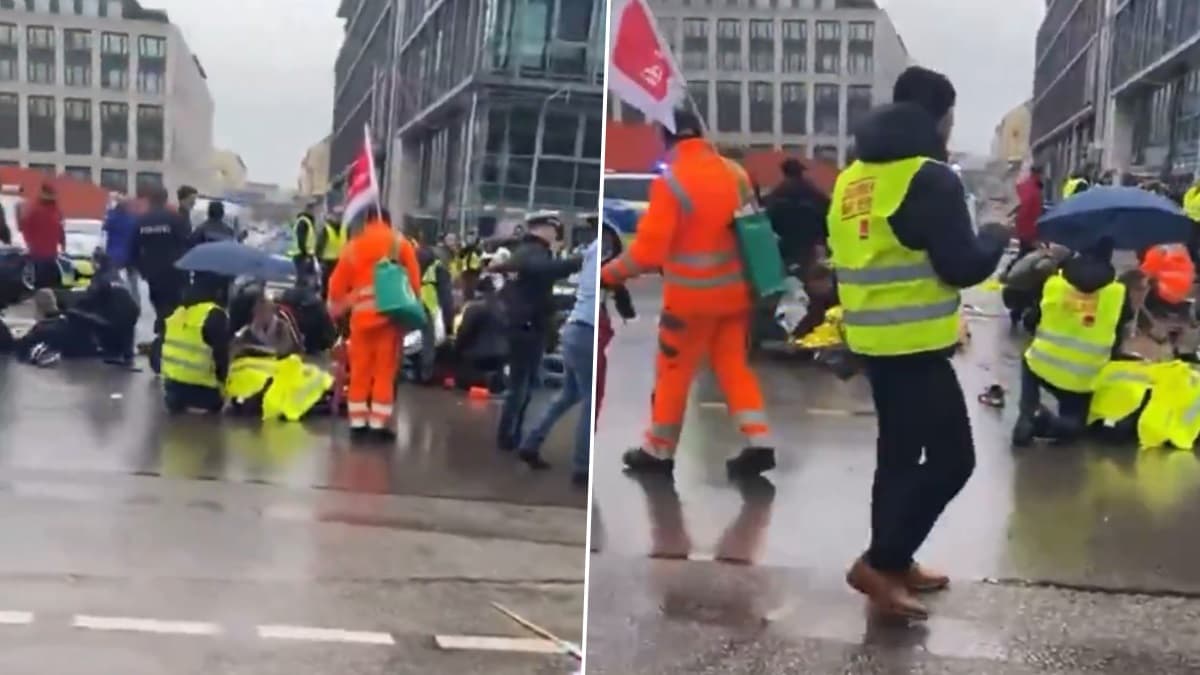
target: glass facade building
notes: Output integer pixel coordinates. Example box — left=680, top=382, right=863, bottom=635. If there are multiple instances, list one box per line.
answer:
left=388, top=0, right=605, bottom=240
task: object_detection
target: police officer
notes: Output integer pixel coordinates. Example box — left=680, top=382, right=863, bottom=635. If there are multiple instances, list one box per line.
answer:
left=130, top=187, right=191, bottom=339
left=288, top=200, right=320, bottom=285
left=316, top=208, right=347, bottom=299
left=828, top=66, right=1010, bottom=620
left=161, top=272, right=230, bottom=414
left=1014, top=239, right=1130, bottom=447
left=1061, top=168, right=1090, bottom=200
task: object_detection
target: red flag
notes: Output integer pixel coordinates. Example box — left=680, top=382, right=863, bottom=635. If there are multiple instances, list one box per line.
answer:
left=608, top=0, right=683, bottom=131
left=342, top=125, right=380, bottom=224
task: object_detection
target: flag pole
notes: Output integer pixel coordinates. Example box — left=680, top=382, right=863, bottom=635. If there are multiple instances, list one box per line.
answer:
left=363, top=123, right=382, bottom=219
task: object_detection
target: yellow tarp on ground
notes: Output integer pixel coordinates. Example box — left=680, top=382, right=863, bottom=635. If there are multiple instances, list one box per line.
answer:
left=1089, top=359, right=1200, bottom=450
left=795, top=306, right=844, bottom=350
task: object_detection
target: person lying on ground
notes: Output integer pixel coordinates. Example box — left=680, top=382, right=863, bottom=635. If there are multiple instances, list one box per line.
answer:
left=13, top=288, right=102, bottom=366
left=451, top=275, right=509, bottom=394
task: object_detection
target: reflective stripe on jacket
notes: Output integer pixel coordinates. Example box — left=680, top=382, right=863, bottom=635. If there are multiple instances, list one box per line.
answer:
left=601, top=138, right=750, bottom=315
left=162, top=302, right=220, bottom=389
left=1025, top=274, right=1124, bottom=393
left=827, top=156, right=960, bottom=356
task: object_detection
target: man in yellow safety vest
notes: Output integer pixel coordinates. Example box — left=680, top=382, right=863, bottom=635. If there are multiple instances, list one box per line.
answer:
left=161, top=272, right=230, bottom=414
left=1014, top=239, right=1132, bottom=447
left=828, top=66, right=1011, bottom=620
left=316, top=209, right=348, bottom=299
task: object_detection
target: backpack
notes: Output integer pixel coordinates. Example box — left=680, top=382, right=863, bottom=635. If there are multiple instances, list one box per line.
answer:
left=372, top=237, right=426, bottom=328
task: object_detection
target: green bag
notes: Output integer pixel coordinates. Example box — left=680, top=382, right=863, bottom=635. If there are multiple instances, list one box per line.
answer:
left=724, top=159, right=788, bottom=300
left=373, top=238, right=426, bottom=328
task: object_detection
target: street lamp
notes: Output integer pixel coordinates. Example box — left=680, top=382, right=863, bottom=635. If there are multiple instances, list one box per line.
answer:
left=527, top=84, right=573, bottom=211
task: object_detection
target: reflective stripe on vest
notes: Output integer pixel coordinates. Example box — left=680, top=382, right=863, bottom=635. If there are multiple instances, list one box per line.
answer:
left=827, top=156, right=960, bottom=356
left=161, top=302, right=219, bottom=389
left=1024, top=275, right=1124, bottom=393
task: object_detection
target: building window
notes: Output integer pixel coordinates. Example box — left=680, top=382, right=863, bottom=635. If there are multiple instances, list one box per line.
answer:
left=135, top=171, right=163, bottom=197
left=814, top=83, right=840, bottom=136
left=137, top=70, right=163, bottom=94
left=0, top=23, right=15, bottom=82
left=814, top=145, right=839, bottom=163
left=100, top=168, right=127, bottom=193
left=29, top=163, right=56, bottom=176
left=748, top=19, right=773, bottom=73
left=688, top=80, right=710, bottom=128
left=27, top=95, right=56, bottom=152
left=64, top=29, right=94, bottom=88
left=716, top=80, right=742, bottom=133
left=782, top=83, right=807, bottom=135
left=682, top=18, right=708, bottom=72
left=846, top=85, right=872, bottom=134
left=542, top=111, right=579, bottom=156
left=137, top=35, right=166, bottom=59
left=27, top=26, right=56, bottom=84
left=101, top=32, right=128, bottom=55
left=782, top=20, right=807, bottom=74
left=100, top=101, right=128, bottom=158
left=74, top=0, right=102, bottom=17
left=64, top=165, right=91, bottom=182
left=136, top=104, right=164, bottom=161
left=815, top=21, right=841, bottom=75
left=716, top=19, right=741, bottom=72
left=749, top=81, right=774, bottom=134
left=0, top=92, right=18, bottom=149
left=847, top=21, right=874, bottom=76
left=65, top=28, right=91, bottom=51
left=657, top=16, right=678, bottom=54
left=64, top=97, right=92, bottom=155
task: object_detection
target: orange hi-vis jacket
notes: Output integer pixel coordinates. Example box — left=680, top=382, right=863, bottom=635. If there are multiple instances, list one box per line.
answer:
left=601, top=138, right=751, bottom=315
left=327, top=219, right=422, bottom=332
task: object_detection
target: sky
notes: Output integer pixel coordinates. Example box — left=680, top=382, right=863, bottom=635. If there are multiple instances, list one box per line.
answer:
left=156, top=0, right=343, bottom=187
left=878, top=0, right=1046, bottom=156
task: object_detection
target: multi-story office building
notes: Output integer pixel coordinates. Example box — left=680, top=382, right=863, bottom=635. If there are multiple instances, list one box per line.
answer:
left=386, top=0, right=606, bottom=239
left=608, top=0, right=908, bottom=167
left=0, top=0, right=213, bottom=196
left=1028, top=0, right=1104, bottom=194
left=329, top=0, right=396, bottom=189
left=1104, top=0, right=1200, bottom=178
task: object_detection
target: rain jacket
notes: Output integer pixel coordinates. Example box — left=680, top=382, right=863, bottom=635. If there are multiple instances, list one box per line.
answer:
left=1014, top=174, right=1043, bottom=244
left=847, top=102, right=1008, bottom=360
left=102, top=204, right=137, bottom=267
left=766, top=172, right=831, bottom=264
left=493, top=235, right=581, bottom=333
left=130, top=206, right=191, bottom=282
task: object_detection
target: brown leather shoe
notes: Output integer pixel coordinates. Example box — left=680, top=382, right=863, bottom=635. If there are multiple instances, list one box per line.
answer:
left=902, top=562, right=950, bottom=592
left=846, top=557, right=929, bottom=621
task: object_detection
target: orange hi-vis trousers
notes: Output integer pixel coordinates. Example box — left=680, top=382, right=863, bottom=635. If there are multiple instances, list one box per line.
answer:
left=645, top=308, right=769, bottom=456
left=346, top=324, right=401, bottom=430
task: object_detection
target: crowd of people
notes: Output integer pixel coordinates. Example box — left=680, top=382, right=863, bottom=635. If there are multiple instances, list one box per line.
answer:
left=602, top=61, right=1200, bottom=622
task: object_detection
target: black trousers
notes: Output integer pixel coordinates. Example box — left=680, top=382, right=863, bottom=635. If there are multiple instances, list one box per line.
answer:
left=497, top=328, right=545, bottom=450
left=32, top=258, right=61, bottom=289
left=146, top=273, right=182, bottom=336
left=863, top=356, right=976, bottom=572
left=164, top=380, right=224, bottom=414
left=1017, top=360, right=1089, bottom=438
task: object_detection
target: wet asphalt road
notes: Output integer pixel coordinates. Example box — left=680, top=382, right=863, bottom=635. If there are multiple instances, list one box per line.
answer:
left=0, top=323, right=586, bottom=673
left=587, top=279, right=1200, bottom=673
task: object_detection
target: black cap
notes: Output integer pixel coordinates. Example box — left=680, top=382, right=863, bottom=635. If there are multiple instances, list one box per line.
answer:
left=207, top=200, right=225, bottom=220
left=662, top=109, right=704, bottom=146
left=893, top=66, right=957, bottom=120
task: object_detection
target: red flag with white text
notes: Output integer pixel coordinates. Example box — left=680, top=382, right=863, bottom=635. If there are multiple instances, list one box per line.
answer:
left=608, top=0, right=684, bottom=131
left=342, top=125, right=380, bottom=224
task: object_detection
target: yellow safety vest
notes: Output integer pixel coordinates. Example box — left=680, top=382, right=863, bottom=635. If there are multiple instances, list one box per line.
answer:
left=161, top=302, right=221, bottom=389
left=421, top=260, right=441, bottom=318
left=1088, top=360, right=1153, bottom=426
left=1025, top=274, right=1124, bottom=393
left=321, top=220, right=347, bottom=261
left=225, top=355, right=279, bottom=402
left=450, top=251, right=482, bottom=278
left=1169, top=369, right=1200, bottom=450
left=1135, top=361, right=1199, bottom=449
left=1062, top=177, right=1087, bottom=199
left=287, top=214, right=317, bottom=256
left=1184, top=185, right=1200, bottom=222
left=261, top=355, right=333, bottom=422
left=828, top=157, right=960, bottom=356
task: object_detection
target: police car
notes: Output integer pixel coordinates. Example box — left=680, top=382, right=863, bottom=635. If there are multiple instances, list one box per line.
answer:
left=602, top=171, right=657, bottom=241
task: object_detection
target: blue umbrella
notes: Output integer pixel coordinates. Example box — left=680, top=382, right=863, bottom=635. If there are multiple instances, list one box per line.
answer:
left=175, top=241, right=294, bottom=282
left=1037, top=186, right=1192, bottom=251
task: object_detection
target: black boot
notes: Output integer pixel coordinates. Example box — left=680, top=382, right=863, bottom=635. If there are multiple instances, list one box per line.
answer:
left=1012, top=417, right=1035, bottom=448
left=726, top=446, right=776, bottom=478
left=622, top=447, right=674, bottom=474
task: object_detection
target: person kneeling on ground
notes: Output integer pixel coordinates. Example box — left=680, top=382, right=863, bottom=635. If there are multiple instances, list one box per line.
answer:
left=161, top=271, right=230, bottom=415
left=452, top=275, right=509, bottom=394
left=1013, top=238, right=1133, bottom=447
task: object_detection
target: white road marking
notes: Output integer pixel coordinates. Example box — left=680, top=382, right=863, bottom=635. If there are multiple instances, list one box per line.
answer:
left=0, top=611, right=34, bottom=625
left=434, top=635, right=560, bottom=654
left=73, top=615, right=221, bottom=636
left=256, top=624, right=395, bottom=645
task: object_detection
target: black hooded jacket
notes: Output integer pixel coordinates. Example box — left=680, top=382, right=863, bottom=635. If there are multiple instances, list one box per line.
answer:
left=766, top=174, right=831, bottom=263
left=849, top=102, right=1009, bottom=360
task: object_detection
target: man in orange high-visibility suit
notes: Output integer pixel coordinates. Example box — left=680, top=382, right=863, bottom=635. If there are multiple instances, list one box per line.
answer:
left=327, top=207, right=421, bottom=439
left=601, top=110, right=774, bottom=479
